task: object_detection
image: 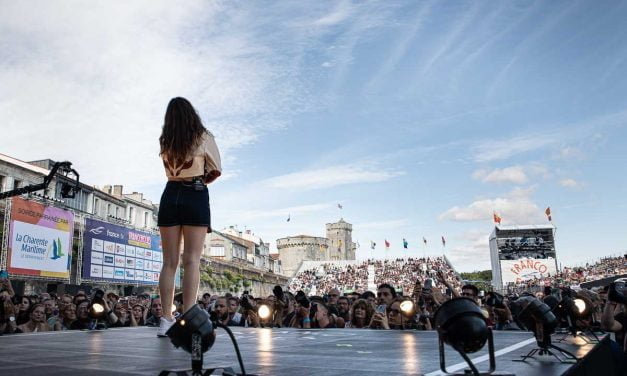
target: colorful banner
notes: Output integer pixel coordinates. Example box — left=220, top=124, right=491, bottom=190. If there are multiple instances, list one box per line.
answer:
left=500, top=258, right=558, bottom=283
left=82, top=218, right=162, bottom=285
left=8, top=197, right=74, bottom=279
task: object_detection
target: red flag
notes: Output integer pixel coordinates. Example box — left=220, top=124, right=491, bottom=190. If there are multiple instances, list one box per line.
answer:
left=441, top=236, right=446, bottom=247
left=385, top=239, right=390, bottom=248
left=545, top=207, right=552, bottom=222
left=493, top=212, right=502, bottom=224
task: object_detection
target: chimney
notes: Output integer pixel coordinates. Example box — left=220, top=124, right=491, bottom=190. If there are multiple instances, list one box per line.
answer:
left=103, top=185, right=112, bottom=195
left=113, top=185, right=123, bottom=197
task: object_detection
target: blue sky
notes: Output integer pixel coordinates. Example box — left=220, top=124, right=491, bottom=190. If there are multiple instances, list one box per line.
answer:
left=1, top=1, right=626, bottom=271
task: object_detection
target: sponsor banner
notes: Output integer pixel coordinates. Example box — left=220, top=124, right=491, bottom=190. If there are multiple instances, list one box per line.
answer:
left=82, top=218, right=164, bottom=285
left=500, top=258, right=558, bottom=283
left=7, top=197, right=74, bottom=279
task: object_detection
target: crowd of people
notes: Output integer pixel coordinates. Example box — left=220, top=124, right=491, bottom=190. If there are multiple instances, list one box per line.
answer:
left=504, top=255, right=627, bottom=293
left=289, top=257, right=461, bottom=296
left=1, top=255, right=626, bottom=369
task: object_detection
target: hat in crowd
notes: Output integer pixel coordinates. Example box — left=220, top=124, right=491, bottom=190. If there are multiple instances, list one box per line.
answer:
left=106, top=292, right=119, bottom=299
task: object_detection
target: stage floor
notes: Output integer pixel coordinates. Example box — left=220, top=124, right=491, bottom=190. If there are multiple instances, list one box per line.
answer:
left=0, top=327, right=600, bottom=375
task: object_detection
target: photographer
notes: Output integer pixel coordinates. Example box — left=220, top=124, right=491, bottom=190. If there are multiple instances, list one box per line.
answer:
left=601, top=279, right=627, bottom=367
left=0, top=289, right=18, bottom=334
left=484, top=292, right=518, bottom=330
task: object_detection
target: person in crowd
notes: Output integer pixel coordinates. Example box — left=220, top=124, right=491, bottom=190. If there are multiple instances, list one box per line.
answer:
left=109, top=302, right=130, bottom=328
left=16, top=303, right=51, bottom=333
left=106, top=292, right=119, bottom=309
left=15, top=295, right=32, bottom=325
left=145, top=297, right=164, bottom=327
left=200, top=293, right=212, bottom=310
left=360, top=291, right=376, bottom=309
left=460, top=284, right=480, bottom=305
left=336, top=296, right=351, bottom=322
left=70, top=301, right=94, bottom=330
left=73, top=292, right=87, bottom=307
left=157, top=97, right=222, bottom=337
left=59, top=303, right=77, bottom=330
left=43, top=298, right=61, bottom=329
left=377, top=283, right=396, bottom=307
left=601, top=280, right=627, bottom=369
left=345, top=299, right=373, bottom=328
left=130, top=304, right=147, bottom=326
left=0, top=290, right=18, bottom=334
left=309, top=299, right=343, bottom=329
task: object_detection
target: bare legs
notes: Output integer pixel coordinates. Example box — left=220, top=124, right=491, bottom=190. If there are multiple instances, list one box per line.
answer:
left=181, top=225, right=206, bottom=313
left=159, top=226, right=182, bottom=321
left=159, top=225, right=207, bottom=320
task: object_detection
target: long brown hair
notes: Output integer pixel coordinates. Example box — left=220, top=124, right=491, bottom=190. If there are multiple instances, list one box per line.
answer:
left=159, top=97, right=207, bottom=164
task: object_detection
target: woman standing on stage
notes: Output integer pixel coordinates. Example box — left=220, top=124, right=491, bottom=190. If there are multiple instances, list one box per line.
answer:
left=156, top=97, right=221, bottom=337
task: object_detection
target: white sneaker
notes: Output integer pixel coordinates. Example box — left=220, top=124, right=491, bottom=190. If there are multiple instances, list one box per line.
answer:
left=157, top=317, right=175, bottom=337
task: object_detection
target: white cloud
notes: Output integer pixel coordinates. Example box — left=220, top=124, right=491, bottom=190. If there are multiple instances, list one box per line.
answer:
left=559, top=178, right=580, bottom=188
left=472, top=166, right=528, bottom=184
left=0, top=2, right=330, bottom=191
left=439, top=186, right=544, bottom=224
left=447, top=230, right=492, bottom=272
left=260, top=164, right=405, bottom=190
left=471, top=133, right=560, bottom=162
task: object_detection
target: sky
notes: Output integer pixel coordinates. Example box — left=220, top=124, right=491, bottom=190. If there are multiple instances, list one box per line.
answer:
left=1, top=1, right=626, bottom=272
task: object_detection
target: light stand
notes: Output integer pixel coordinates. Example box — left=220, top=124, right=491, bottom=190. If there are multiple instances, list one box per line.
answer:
left=434, top=298, right=513, bottom=376
left=511, top=296, right=579, bottom=364
left=160, top=304, right=254, bottom=376
left=0, top=161, right=79, bottom=200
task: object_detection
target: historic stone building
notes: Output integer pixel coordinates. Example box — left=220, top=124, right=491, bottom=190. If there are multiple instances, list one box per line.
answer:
left=276, top=218, right=356, bottom=277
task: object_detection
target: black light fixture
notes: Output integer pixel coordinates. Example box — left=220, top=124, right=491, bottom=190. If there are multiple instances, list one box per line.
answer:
left=434, top=298, right=510, bottom=376
left=510, top=296, right=578, bottom=363
left=88, top=289, right=108, bottom=330
left=161, top=304, right=252, bottom=376
left=552, top=290, right=598, bottom=344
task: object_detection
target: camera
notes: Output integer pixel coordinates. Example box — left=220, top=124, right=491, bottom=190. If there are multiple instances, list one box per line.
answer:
left=609, top=279, right=627, bottom=305
left=240, top=292, right=253, bottom=311
left=93, top=289, right=105, bottom=300
left=485, top=292, right=505, bottom=308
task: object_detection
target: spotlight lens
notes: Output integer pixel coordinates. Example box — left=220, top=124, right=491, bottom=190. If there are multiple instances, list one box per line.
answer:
left=573, top=299, right=586, bottom=314
left=258, top=304, right=271, bottom=319
left=180, top=320, right=185, bottom=326
left=400, top=300, right=414, bottom=313
left=92, top=303, right=105, bottom=313
left=172, top=304, right=177, bottom=313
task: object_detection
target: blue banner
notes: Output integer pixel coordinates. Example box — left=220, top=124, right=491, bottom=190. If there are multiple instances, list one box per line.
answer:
left=82, top=218, right=163, bottom=285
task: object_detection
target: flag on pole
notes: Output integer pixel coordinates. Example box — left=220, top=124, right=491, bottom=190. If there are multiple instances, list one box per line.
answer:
left=287, top=214, right=291, bottom=222
left=385, top=239, right=390, bottom=248
left=370, top=241, right=376, bottom=250
left=403, top=238, right=408, bottom=249
left=545, top=207, right=552, bottom=222
left=441, top=236, right=446, bottom=247
left=422, top=237, right=427, bottom=245
left=493, top=212, right=502, bottom=224
left=338, top=203, right=343, bottom=209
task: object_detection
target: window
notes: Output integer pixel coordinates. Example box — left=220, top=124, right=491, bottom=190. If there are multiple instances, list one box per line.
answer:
left=115, top=207, right=120, bottom=217
left=0, top=175, right=5, bottom=192
left=107, top=204, right=112, bottom=216
left=143, top=212, right=149, bottom=228
left=94, top=198, right=100, bottom=215
left=13, top=179, right=22, bottom=190
left=129, top=207, right=134, bottom=223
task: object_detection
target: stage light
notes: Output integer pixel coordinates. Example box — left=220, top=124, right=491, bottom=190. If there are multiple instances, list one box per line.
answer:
left=162, top=304, right=251, bottom=375
left=510, top=296, right=578, bottom=363
left=434, top=298, right=507, bottom=376
left=258, top=304, right=272, bottom=320
left=400, top=299, right=415, bottom=315
left=573, top=299, right=586, bottom=315
left=89, top=289, right=107, bottom=321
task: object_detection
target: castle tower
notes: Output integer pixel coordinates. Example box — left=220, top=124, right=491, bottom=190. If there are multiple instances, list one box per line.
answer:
left=325, top=218, right=356, bottom=260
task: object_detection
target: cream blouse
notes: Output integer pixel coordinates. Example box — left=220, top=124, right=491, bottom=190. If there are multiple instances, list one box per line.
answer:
left=161, top=131, right=222, bottom=183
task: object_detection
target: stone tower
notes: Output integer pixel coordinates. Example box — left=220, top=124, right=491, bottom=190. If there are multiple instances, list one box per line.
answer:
left=325, top=218, right=356, bottom=260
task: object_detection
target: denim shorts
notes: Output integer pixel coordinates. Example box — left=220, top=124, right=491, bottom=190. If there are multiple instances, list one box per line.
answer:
left=157, top=181, right=210, bottom=228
